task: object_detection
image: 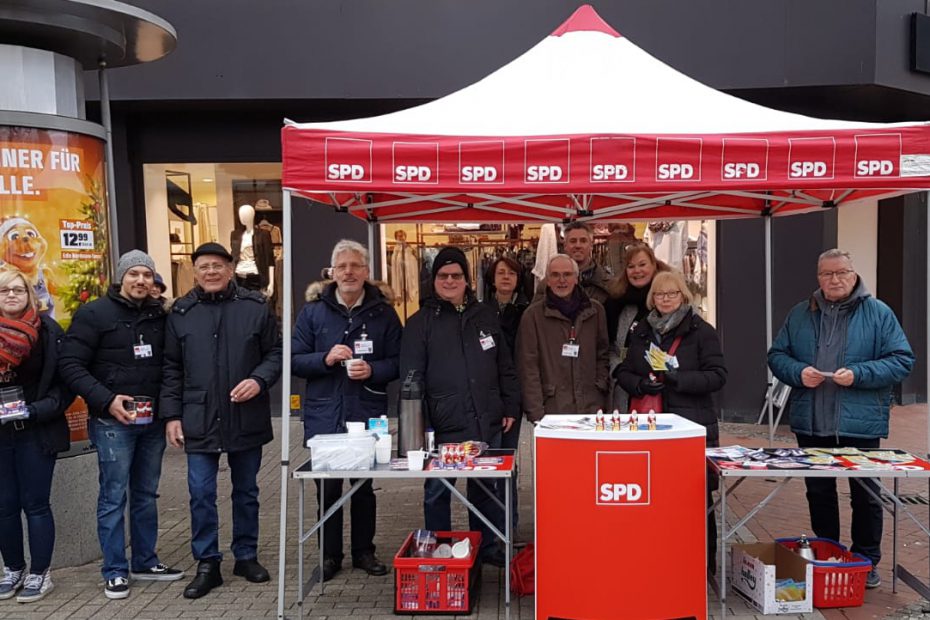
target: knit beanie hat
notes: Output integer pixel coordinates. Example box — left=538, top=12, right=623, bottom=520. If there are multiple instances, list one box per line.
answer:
left=432, top=247, right=470, bottom=285
left=116, top=250, right=155, bottom=284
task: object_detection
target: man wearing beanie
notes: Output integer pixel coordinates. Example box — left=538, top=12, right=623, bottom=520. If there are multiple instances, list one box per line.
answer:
left=59, top=250, right=183, bottom=600
left=160, top=242, right=282, bottom=599
left=399, top=246, right=519, bottom=567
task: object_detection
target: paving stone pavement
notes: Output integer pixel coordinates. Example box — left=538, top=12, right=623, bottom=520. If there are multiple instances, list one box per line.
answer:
left=12, top=409, right=930, bottom=619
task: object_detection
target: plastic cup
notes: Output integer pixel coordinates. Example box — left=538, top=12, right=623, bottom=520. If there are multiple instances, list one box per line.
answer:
left=451, top=538, right=471, bottom=559
left=131, top=396, right=154, bottom=425
left=345, top=358, right=364, bottom=375
left=407, top=449, right=426, bottom=471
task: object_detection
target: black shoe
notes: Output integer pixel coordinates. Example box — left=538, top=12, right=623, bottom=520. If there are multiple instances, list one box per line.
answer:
left=183, top=561, right=223, bottom=599
left=480, top=547, right=506, bottom=568
left=233, top=559, right=270, bottom=583
left=310, top=557, right=341, bottom=583
left=352, top=553, right=388, bottom=576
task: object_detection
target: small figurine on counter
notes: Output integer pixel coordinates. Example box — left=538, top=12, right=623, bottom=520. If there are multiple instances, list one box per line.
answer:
left=628, top=410, right=639, bottom=431
left=647, top=410, right=657, bottom=431
left=595, top=408, right=605, bottom=431
left=610, top=409, right=621, bottom=431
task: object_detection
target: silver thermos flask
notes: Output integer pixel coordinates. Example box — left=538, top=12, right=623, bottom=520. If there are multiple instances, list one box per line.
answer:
left=398, top=371, right=425, bottom=457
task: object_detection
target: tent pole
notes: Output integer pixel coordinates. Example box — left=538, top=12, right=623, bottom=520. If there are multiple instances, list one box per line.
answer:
left=368, top=221, right=377, bottom=274
left=926, top=190, right=929, bottom=459
left=276, top=189, right=293, bottom=620
left=765, top=214, right=775, bottom=446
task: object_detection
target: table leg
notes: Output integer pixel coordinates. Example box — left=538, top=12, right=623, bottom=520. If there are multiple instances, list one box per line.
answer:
left=720, top=476, right=727, bottom=620
left=893, top=477, right=899, bottom=593
left=319, top=480, right=325, bottom=596
left=505, top=475, right=511, bottom=620
left=298, top=480, right=304, bottom=620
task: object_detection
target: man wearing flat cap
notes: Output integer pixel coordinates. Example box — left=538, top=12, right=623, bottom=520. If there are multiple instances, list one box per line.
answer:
left=399, top=246, right=519, bottom=568
left=159, top=242, right=282, bottom=599
left=59, top=250, right=183, bottom=600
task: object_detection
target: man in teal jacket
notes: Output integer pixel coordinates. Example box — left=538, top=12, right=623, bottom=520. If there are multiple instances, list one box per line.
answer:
left=768, top=249, right=914, bottom=590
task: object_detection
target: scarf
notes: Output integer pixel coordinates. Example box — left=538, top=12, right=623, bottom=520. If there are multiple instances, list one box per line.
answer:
left=546, top=286, right=588, bottom=321
left=647, top=304, right=692, bottom=336
left=0, top=306, right=40, bottom=368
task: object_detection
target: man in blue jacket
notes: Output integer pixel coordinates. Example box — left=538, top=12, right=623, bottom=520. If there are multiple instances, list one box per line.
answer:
left=768, top=249, right=914, bottom=589
left=292, top=239, right=402, bottom=582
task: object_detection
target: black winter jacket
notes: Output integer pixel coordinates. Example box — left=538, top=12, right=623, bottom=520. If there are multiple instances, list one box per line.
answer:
left=616, top=307, right=727, bottom=444
left=10, top=316, right=73, bottom=454
left=292, top=282, right=402, bottom=438
left=160, top=283, right=282, bottom=453
left=59, top=286, right=166, bottom=419
left=399, top=295, right=520, bottom=444
left=484, top=292, right=530, bottom=363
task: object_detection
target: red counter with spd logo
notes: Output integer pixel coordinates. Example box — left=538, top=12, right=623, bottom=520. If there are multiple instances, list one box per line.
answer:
left=534, top=414, right=707, bottom=620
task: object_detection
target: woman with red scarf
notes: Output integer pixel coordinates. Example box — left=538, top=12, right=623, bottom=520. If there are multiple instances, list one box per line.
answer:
left=0, top=270, right=71, bottom=603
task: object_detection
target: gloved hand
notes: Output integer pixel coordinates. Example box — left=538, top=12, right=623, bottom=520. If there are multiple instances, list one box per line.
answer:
left=639, top=378, right=665, bottom=395
left=664, top=369, right=679, bottom=388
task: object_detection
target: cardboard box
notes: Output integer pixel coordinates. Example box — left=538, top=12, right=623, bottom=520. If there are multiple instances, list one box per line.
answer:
left=731, top=542, right=813, bottom=614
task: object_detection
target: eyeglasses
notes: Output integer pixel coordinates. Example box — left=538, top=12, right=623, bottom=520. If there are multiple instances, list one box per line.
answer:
left=0, top=287, right=27, bottom=296
left=195, top=262, right=229, bottom=274
left=436, top=272, right=465, bottom=282
left=817, top=269, right=854, bottom=280
left=333, top=263, right=367, bottom=274
left=653, top=291, right=682, bottom=300
left=548, top=271, right=577, bottom=281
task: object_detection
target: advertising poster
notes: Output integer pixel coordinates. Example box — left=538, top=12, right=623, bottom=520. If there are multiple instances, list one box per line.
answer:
left=0, top=125, right=111, bottom=456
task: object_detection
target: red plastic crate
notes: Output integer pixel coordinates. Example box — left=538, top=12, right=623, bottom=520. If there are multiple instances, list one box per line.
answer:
left=394, top=531, right=482, bottom=615
left=777, top=537, right=872, bottom=608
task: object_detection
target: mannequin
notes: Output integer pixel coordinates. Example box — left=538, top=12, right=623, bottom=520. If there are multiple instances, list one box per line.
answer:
left=230, top=204, right=274, bottom=296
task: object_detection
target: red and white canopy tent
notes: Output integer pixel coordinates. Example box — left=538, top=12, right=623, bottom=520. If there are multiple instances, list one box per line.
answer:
left=275, top=6, right=930, bottom=616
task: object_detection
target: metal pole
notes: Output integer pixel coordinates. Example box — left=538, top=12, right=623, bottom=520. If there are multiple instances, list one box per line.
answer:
left=276, top=189, right=293, bottom=620
left=765, top=215, right=775, bottom=445
left=98, top=62, right=120, bottom=271
left=926, top=191, right=929, bottom=459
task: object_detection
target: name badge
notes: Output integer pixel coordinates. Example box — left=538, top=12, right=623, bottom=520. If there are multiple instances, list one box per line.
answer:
left=354, top=339, right=373, bottom=355
left=561, top=343, right=580, bottom=358
left=133, top=344, right=153, bottom=359
left=479, top=333, right=496, bottom=351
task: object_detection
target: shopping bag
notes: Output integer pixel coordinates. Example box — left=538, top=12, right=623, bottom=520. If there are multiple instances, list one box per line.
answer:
left=629, top=393, right=662, bottom=413
left=510, top=543, right=535, bottom=596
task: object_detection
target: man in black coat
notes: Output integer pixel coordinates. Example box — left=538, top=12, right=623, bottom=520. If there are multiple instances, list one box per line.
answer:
left=399, top=247, right=519, bottom=567
left=160, top=242, right=282, bottom=599
left=59, top=250, right=183, bottom=600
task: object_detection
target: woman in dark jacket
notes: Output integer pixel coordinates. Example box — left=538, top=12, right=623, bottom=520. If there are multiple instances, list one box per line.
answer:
left=605, top=242, right=671, bottom=412
left=0, top=270, right=71, bottom=603
left=616, top=269, right=726, bottom=572
left=483, top=256, right=529, bottom=532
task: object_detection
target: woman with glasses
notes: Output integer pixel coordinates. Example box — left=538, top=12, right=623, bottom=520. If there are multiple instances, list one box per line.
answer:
left=0, top=270, right=71, bottom=602
left=615, top=270, right=726, bottom=573
left=605, top=242, right=671, bottom=413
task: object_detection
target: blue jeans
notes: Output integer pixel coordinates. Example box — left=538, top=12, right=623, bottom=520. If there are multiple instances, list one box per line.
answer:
left=424, top=431, right=503, bottom=553
left=187, top=446, right=262, bottom=562
left=88, top=417, right=166, bottom=579
left=0, top=426, right=56, bottom=573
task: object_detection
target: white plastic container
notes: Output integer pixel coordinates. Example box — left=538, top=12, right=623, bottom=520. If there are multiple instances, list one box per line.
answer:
left=306, top=432, right=376, bottom=471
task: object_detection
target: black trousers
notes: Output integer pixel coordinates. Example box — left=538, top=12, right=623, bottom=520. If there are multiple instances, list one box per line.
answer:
left=236, top=273, right=263, bottom=291
left=313, top=478, right=377, bottom=563
left=795, top=433, right=883, bottom=566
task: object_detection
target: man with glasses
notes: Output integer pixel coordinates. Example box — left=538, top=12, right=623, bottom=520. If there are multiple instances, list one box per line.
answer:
left=400, top=246, right=519, bottom=567
left=769, top=248, right=914, bottom=590
left=160, top=242, right=282, bottom=599
left=59, top=250, right=183, bottom=600
left=517, top=254, right=609, bottom=422
left=292, top=239, right=401, bottom=582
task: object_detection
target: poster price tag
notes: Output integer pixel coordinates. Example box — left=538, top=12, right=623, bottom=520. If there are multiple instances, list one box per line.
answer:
left=60, top=229, right=94, bottom=250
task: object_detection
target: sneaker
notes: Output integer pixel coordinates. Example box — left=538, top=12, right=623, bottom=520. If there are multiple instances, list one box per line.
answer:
left=866, top=567, right=881, bottom=589
left=104, top=576, right=130, bottom=600
left=0, top=567, right=24, bottom=600
left=130, top=563, right=185, bottom=582
left=17, top=571, right=53, bottom=603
